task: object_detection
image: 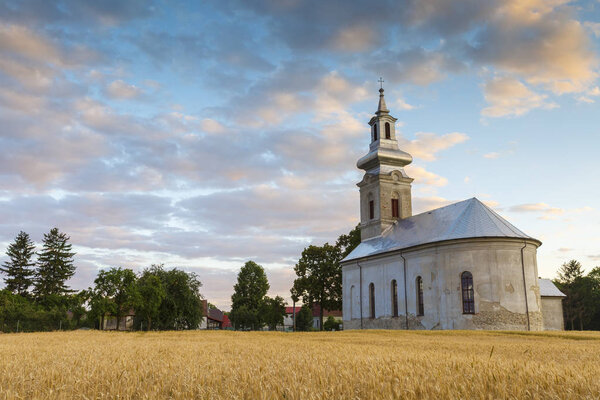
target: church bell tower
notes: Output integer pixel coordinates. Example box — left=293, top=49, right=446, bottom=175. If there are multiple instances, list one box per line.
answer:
left=357, top=83, right=413, bottom=241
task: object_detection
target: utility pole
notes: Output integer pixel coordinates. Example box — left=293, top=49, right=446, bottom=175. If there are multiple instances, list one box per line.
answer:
left=292, top=300, right=296, bottom=332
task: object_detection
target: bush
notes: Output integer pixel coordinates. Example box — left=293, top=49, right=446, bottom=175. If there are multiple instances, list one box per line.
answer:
left=0, top=290, right=72, bottom=332
left=295, top=304, right=314, bottom=331
left=323, top=315, right=341, bottom=331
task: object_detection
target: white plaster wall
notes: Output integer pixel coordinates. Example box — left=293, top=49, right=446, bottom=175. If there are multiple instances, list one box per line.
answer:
left=541, top=297, right=565, bottom=330
left=342, top=239, right=543, bottom=331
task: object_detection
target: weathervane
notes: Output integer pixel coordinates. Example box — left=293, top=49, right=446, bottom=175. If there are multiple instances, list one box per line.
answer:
left=378, top=77, right=384, bottom=89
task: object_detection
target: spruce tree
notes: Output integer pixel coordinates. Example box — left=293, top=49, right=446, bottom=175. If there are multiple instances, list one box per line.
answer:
left=0, top=231, right=36, bottom=296
left=34, top=228, right=76, bottom=303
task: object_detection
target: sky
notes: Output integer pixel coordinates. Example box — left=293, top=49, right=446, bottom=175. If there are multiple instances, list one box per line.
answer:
left=0, top=0, right=599, bottom=310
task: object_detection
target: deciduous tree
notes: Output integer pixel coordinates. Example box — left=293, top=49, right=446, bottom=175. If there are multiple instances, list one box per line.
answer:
left=261, top=295, right=287, bottom=331
left=148, top=265, right=204, bottom=330
left=555, top=260, right=586, bottom=330
left=91, top=267, right=138, bottom=330
left=230, top=261, right=269, bottom=330
left=135, top=271, right=166, bottom=330
left=293, top=243, right=341, bottom=330
left=336, top=224, right=361, bottom=259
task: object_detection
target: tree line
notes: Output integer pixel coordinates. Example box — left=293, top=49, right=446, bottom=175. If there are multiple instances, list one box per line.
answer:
left=87, top=264, right=204, bottom=330
left=228, top=225, right=360, bottom=331
left=554, top=260, right=600, bottom=330
left=0, top=229, right=80, bottom=332
left=0, top=229, right=204, bottom=332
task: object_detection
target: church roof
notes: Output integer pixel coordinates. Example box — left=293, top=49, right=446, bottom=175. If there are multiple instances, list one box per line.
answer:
left=538, top=278, right=566, bottom=297
left=343, top=197, right=540, bottom=263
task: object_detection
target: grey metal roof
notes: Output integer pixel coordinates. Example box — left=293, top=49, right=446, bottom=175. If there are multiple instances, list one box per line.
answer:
left=538, top=278, right=566, bottom=297
left=343, top=197, right=540, bottom=262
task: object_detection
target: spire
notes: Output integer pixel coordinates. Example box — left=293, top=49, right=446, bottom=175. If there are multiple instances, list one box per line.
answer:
left=376, top=78, right=389, bottom=115
left=376, top=87, right=389, bottom=114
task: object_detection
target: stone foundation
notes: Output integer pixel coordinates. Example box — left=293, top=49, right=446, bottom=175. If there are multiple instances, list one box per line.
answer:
left=343, top=307, right=543, bottom=331
left=344, top=315, right=425, bottom=330
left=472, top=301, right=543, bottom=331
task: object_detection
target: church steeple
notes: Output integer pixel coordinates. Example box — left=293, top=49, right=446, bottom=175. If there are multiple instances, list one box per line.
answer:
left=376, top=87, right=389, bottom=115
left=356, top=83, right=414, bottom=241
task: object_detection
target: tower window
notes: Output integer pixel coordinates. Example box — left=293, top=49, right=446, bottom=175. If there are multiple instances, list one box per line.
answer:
left=369, top=283, right=375, bottom=319
left=373, top=124, right=378, bottom=141
left=391, top=199, right=399, bottom=218
left=369, top=200, right=374, bottom=220
left=461, top=271, right=475, bottom=314
left=385, top=122, right=391, bottom=139
left=416, top=276, right=424, bottom=316
left=391, top=280, right=398, bottom=317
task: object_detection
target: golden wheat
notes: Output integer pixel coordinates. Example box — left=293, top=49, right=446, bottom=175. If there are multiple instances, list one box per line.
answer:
left=0, top=329, right=599, bottom=399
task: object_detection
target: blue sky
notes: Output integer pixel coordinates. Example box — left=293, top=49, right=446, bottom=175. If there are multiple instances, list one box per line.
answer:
left=0, top=0, right=599, bottom=309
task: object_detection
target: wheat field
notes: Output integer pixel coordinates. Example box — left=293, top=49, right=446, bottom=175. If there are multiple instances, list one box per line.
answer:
left=1, top=330, right=599, bottom=399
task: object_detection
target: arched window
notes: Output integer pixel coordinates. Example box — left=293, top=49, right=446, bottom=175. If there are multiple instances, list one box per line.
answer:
left=385, top=122, right=391, bottom=139
left=391, top=280, right=398, bottom=317
left=416, top=276, right=424, bottom=316
left=391, top=198, right=399, bottom=218
left=373, top=124, right=378, bottom=141
left=369, top=283, right=375, bottom=319
left=350, top=285, right=354, bottom=319
left=461, top=271, right=475, bottom=314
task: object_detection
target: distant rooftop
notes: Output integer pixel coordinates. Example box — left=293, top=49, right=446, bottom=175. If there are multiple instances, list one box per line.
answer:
left=343, top=197, right=540, bottom=263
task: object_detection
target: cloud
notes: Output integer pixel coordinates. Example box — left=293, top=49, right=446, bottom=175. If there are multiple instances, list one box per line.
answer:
left=471, top=1, right=598, bottom=94
left=558, top=248, right=573, bottom=252
left=481, top=77, right=558, bottom=117
left=584, top=21, right=600, bottom=38
left=394, top=97, right=416, bottom=110
left=0, top=0, right=597, bottom=308
left=484, top=152, right=500, bottom=159
left=509, top=203, right=564, bottom=213
left=398, top=132, right=469, bottom=161
left=406, top=166, right=448, bottom=187
left=200, top=118, right=226, bottom=134
left=106, top=80, right=143, bottom=99
left=508, top=202, right=565, bottom=220
left=575, top=86, right=600, bottom=104
left=412, top=196, right=454, bottom=214
left=0, top=0, right=153, bottom=26
left=370, top=48, right=463, bottom=86
left=0, top=24, right=61, bottom=64
left=227, top=0, right=598, bottom=100
left=331, top=25, right=376, bottom=52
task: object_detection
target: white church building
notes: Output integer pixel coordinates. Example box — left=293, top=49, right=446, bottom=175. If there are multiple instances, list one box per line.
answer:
left=341, top=87, right=565, bottom=331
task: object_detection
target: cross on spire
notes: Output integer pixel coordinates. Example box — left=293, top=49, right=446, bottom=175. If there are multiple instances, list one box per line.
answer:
left=378, top=77, right=384, bottom=89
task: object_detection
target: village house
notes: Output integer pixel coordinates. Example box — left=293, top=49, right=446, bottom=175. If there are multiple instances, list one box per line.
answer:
left=199, top=300, right=226, bottom=329
left=102, top=309, right=135, bottom=331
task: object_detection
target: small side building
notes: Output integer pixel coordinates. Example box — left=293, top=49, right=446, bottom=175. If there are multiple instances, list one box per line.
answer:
left=538, top=278, right=566, bottom=331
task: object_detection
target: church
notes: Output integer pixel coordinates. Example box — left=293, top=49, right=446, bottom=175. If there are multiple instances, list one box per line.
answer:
left=341, top=87, right=565, bottom=331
